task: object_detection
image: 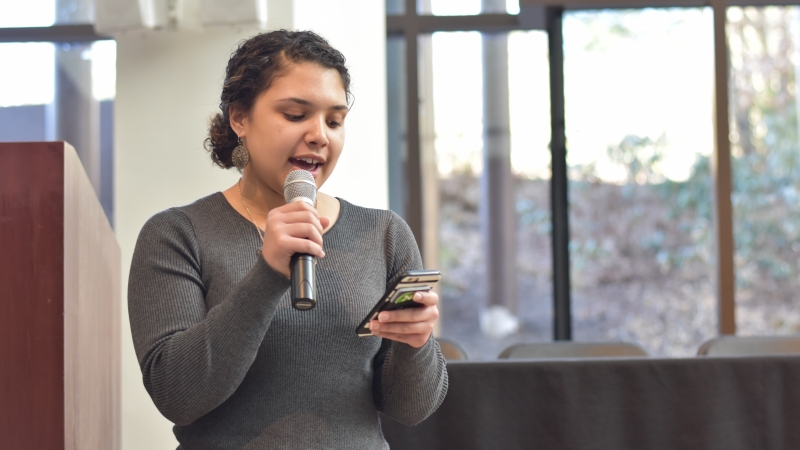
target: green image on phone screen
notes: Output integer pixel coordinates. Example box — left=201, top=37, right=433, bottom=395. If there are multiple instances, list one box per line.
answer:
left=395, top=292, right=415, bottom=304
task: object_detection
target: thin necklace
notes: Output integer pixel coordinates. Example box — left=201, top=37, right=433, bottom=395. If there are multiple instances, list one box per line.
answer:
left=238, top=178, right=265, bottom=243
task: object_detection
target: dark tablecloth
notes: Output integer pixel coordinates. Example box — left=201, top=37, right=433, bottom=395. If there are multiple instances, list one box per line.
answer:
left=381, top=356, right=800, bottom=450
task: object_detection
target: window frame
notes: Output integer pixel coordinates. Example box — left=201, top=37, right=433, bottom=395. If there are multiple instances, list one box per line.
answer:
left=388, top=0, right=798, bottom=340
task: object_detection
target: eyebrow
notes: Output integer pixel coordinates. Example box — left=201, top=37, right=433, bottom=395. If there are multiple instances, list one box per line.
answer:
left=277, top=97, right=349, bottom=111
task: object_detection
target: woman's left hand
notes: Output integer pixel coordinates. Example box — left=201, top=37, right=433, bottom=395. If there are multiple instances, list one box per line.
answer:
left=369, top=291, right=439, bottom=348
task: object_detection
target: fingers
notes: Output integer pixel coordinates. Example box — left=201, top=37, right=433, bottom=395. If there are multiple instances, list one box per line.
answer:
left=276, top=235, right=326, bottom=259
left=377, top=292, right=439, bottom=323
left=272, top=210, right=324, bottom=234
left=279, top=222, right=324, bottom=248
left=266, top=202, right=326, bottom=244
left=372, top=331, right=431, bottom=349
left=369, top=318, right=433, bottom=335
left=319, top=216, right=331, bottom=230
left=407, top=291, right=438, bottom=307
left=260, top=200, right=330, bottom=277
left=370, top=294, right=439, bottom=348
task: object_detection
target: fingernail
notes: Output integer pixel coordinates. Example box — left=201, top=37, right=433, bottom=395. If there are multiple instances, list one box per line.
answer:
left=414, top=293, right=422, bottom=301
left=379, top=312, right=389, bottom=322
left=371, top=322, right=380, bottom=331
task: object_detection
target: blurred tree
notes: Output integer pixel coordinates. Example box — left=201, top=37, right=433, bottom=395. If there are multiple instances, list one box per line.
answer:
left=727, top=6, right=800, bottom=309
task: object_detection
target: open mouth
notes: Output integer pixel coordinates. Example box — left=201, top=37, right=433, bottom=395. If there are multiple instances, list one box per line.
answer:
left=289, top=157, right=322, bottom=173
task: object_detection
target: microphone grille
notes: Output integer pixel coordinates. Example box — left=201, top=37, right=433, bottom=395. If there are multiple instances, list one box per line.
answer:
left=284, top=170, right=317, bottom=204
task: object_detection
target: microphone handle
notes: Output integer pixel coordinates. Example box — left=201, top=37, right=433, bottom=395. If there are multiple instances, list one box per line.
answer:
left=291, top=253, right=316, bottom=310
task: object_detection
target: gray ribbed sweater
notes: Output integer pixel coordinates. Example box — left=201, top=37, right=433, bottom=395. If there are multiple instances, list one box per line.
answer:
left=128, top=193, right=448, bottom=449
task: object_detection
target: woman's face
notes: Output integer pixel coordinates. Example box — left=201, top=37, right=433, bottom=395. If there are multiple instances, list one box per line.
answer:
left=234, top=61, right=349, bottom=196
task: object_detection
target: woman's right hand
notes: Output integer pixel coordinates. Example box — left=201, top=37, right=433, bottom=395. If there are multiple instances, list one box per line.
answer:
left=261, top=201, right=330, bottom=278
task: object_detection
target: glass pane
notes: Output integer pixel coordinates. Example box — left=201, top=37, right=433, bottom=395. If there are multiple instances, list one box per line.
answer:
left=727, top=6, right=800, bottom=336
left=428, top=30, right=552, bottom=359
left=0, top=0, right=93, bottom=26
left=55, top=0, right=94, bottom=24
left=428, top=0, right=518, bottom=15
left=0, top=42, right=55, bottom=142
left=506, top=0, right=520, bottom=15
left=386, top=0, right=404, bottom=16
left=564, top=8, right=716, bottom=356
left=0, top=43, right=55, bottom=108
left=430, top=0, right=481, bottom=16
left=92, top=40, right=117, bottom=101
left=0, top=39, right=116, bottom=225
left=0, top=0, right=55, bottom=27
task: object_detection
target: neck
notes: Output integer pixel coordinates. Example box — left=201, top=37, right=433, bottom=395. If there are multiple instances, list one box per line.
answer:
left=238, top=170, right=286, bottom=219
left=225, top=173, right=338, bottom=233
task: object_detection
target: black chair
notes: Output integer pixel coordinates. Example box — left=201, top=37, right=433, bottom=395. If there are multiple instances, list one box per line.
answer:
left=436, top=337, right=468, bottom=361
left=697, top=335, right=800, bottom=356
left=498, top=341, right=648, bottom=359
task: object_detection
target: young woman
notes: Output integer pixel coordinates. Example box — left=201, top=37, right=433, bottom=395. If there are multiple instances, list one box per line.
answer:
left=128, top=30, right=448, bottom=449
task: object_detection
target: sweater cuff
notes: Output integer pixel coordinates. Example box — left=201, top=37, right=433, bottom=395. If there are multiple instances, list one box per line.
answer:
left=389, top=333, right=437, bottom=363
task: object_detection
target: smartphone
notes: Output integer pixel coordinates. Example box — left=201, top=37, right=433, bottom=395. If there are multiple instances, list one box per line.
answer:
left=355, top=269, right=441, bottom=337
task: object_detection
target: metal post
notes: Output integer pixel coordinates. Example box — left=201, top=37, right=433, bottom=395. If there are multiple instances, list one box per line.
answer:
left=547, top=6, right=572, bottom=341
left=417, top=31, right=439, bottom=272
left=404, top=0, right=424, bottom=251
left=480, top=0, right=519, bottom=336
left=711, top=0, right=736, bottom=335
left=54, top=43, right=100, bottom=192
left=53, top=0, right=101, bottom=194
left=387, top=36, right=407, bottom=218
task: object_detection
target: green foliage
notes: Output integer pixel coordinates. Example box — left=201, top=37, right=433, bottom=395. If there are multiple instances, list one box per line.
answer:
left=568, top=7, right=800, bottom=308
left=606, top=134, right=667, bottom=185
left=726, top=6, right=800, bottom=303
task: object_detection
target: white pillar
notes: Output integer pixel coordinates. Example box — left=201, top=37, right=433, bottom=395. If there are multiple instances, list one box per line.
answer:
left=115, top=2, right=386, bottom=448
left=479, top=0, right=519, bottom=338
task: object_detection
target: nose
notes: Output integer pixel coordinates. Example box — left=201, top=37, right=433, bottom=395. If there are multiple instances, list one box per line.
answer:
left=305, top=115, right=329, bottom=148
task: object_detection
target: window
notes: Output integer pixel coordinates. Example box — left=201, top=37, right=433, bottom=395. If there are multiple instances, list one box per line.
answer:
left=389, top=1, right=790, bottom=358
left=728, top=5, right=800, bottom=337
left=0, top=1, right=115, bottom=225
left=564, top=8, right=716, bottom=356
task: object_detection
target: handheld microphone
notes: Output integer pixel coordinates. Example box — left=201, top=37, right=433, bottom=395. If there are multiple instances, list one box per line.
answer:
left=283, top=170, right=318, bottom=311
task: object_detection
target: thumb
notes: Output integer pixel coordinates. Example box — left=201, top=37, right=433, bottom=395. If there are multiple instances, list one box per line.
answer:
left=320, top=216, right=331, bottom=230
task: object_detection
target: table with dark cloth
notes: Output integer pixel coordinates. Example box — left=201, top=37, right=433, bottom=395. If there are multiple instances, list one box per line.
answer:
left=381, top=356, right=800, bottom=450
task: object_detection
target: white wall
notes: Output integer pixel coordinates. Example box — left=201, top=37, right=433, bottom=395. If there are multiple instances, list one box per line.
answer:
left=116, top=28, right=252, bottom=450
left=115, top=2, right=386, bottom=448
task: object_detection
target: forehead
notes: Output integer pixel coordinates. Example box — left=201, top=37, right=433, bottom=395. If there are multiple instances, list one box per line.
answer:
left=264, top=62, right=347, bottom=105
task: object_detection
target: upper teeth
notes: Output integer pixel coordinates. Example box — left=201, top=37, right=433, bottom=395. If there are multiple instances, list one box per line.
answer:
left=298, top=158, right=316, bottom=164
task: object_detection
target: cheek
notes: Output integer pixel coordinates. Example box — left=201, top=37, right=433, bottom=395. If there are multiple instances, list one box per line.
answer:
left=322, top=141, right=343, bottom=172
left=328, top=140, right=344, bottom=165
left=331, top=129, right=345, bottom=151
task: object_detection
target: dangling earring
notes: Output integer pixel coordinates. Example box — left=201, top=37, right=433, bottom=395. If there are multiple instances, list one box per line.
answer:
left=232, top=136, right=250, bottom=172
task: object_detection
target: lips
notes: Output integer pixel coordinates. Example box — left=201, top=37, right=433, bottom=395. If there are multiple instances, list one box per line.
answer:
left=289, top=157, right=322, bottom=173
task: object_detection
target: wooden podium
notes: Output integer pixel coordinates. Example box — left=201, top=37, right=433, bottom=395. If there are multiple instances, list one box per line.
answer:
left=0, top=142, right=121, bottom=450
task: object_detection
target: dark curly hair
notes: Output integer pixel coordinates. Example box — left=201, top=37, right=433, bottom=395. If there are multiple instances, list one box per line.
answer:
left=205, top=30, right=351, bottom=169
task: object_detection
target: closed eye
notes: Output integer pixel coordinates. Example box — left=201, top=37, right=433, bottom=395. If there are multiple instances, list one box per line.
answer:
left=284, top=114, right=304, bottom=121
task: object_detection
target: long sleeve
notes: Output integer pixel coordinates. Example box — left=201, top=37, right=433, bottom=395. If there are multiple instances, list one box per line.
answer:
left=128, top=209, right=290, bottom=426
left=372, top=213, right=449, bottom=425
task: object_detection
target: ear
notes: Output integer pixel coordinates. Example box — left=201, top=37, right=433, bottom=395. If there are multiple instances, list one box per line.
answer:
left=229, top=105, right=248, bottom=137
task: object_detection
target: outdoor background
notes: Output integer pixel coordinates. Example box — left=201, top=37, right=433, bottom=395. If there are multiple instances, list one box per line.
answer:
left=429, top=4, right=800, bottom=359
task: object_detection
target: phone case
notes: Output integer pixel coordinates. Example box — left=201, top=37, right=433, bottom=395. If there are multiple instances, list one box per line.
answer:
left=355, top=270, right=441, bottom=337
